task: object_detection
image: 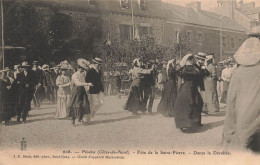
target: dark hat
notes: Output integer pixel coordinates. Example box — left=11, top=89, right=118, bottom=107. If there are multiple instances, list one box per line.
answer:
left=92, top=57, right=103, bottom=64
left=32, top=61, right=39, bottom=65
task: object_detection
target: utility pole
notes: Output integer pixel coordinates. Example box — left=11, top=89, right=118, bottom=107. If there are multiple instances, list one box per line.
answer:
left=1, top=0, right=4, bottom=69
left=131, top=0, right=135, bottom=39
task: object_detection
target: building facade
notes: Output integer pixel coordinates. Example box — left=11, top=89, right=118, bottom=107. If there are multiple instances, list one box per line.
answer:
left=1, top=0, right=248, bottom=64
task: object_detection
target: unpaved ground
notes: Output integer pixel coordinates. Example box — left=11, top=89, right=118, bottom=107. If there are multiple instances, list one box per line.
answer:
left=0, top=96, right=226, bottom=151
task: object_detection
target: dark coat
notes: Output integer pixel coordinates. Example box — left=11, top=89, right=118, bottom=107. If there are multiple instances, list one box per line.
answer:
left=174, top=65, right=209, bottom=128
left=85, top=68, right=104, bottom=94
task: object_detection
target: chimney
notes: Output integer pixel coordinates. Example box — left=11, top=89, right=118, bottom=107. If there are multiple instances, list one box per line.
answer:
left=186, top=1, right=201, bottom=12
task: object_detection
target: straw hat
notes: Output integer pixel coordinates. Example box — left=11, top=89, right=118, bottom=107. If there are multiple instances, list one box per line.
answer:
left=21, top=61, right=31, bottom=68
left=14, top=65, right=21, bottom=70
left=77, top=59, right=90, bottom=69
left=195, top=52, right=207, bottom=60
left=4, top=67, right=10, bottom=71
left=233, top=37, right=260, bottom=66
left=42, top=64, right=49, bottom=70
left=92, top=57, right=103, bottom=64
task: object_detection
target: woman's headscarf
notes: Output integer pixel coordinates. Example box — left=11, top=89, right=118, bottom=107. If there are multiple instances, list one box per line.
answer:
left=234, top=37, right=260, bottom=66
left=133, top=58, right=141, bottom=67
left=179, top=54, right=193, bottom=68
left=166, top=59, right=175, bottom=76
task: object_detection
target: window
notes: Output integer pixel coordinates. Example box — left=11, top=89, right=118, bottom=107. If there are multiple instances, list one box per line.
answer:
left=186, top=31, right=192, bottom=43
left=120, top=24, right=133, bottom=42
left=121, top=0, right=130, bottom=9
left=139, top=26, right=149, bottom=37
left=238, top=39, right=243, bottom=46
left=231, top=38, right=234, bottom=48
left=139, top=0, right=147, bottom=11
left=89, top=0, right=97, bottom=5
left=197, top=32, right=202, bottom=45
left=222, top=37, right=226, bottom=47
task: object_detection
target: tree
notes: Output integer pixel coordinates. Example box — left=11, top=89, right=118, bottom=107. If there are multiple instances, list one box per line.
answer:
left=102, top=35, right=171, bottom=72
left=4, top=1, right=50, bottom=65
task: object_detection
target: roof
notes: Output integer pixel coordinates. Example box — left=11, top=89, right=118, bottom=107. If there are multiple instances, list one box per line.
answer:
left=29, top=0, right=165, bottom=19
left=240, top=7, right=260, bottom=15
left=163, top=3, right=246, bottom=32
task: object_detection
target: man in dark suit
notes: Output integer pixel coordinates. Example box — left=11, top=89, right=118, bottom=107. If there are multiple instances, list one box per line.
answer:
left=32, top=61, right=44, bottom=108
left=85, top=57, right=104, bottom=122
left=16, top=62, right=34, bottom=123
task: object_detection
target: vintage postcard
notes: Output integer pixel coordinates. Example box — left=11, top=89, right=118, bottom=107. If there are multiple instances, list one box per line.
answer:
left=0, top=0, right=259, bottom=164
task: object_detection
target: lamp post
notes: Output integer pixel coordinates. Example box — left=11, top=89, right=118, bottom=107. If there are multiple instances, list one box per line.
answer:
left=219, top=16, right=223, bottom=62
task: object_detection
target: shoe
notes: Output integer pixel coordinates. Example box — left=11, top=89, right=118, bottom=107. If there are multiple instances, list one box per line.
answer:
left=72, top=120, right=75, bottom=126
left=78, top=119, right=83, bottom=123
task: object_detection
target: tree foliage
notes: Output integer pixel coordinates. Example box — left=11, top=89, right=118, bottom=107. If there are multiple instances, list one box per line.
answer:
left=4, top=1, right=50, bottom=64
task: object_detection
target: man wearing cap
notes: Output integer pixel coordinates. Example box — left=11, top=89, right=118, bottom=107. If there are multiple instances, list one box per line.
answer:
left=16, top=62, right=34, bottom=123
left=85, top=57, right=104, bottom=121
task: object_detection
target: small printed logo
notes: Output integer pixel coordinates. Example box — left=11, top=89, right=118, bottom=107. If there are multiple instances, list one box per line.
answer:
left=21, top=138, right=27, bottom=151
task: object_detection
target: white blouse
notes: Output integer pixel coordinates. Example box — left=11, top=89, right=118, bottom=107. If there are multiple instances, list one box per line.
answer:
left=71, top=71, right=86, bottom=86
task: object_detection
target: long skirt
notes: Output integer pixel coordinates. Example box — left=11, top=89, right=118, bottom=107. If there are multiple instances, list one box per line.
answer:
left=67, top=86, right=90, bottom=119
left=203, top=79, right=219, bottom=113
left=55, top=88, right=70, bottom=118
left=174, top=81, right=203, bottom=128
left=220, top=81, right=229, bottom=104
left=157, top=79, right=177, bottom=117
left=124, top=78, right=143, bottom=113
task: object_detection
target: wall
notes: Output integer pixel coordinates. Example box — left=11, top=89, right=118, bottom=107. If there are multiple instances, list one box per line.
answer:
left=164, top=22, right=247, bottom=62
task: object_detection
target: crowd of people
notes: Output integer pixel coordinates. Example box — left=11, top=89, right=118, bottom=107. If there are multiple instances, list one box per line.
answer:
left=0, top=57, right=104, bottom=126
left=123, top=28, right=260, bottom=153
left=0, top=28, right=259, bottom=154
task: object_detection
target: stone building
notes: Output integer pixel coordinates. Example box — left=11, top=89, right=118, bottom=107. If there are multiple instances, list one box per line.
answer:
left=211, top=0, right=260, bottom=31
left=163, top=1, right=247, bottom=61
left=1, top=0, right=248, bottom=64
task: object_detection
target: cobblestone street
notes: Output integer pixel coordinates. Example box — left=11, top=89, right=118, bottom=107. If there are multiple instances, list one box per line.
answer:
left=0, top=95, right=226, bottom=151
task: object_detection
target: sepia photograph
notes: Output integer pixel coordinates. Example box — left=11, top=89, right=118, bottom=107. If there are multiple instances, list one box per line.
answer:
left=0, top=0, right=259, bottom=164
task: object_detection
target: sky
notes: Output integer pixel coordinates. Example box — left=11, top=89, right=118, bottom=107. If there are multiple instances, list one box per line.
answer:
left=162, top=0, right=260, bottom=10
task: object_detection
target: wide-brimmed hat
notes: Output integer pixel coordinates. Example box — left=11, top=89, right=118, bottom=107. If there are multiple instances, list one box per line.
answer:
left=77, top=59, right=90, bottom=69
left=21, top=61, right=31, bottom=68
left=42, top=64, right=49, bottom=70
left=195, top=52, right=207, bottom=60
left=206, top=55, right=214, bottom=60
left=59, top=60, right=73, bottom=70
left=92, top=57, right=103, bottom=64
left=4, top=67, right=10, bottom=71
left=14, top=65, right=21, bottom=70
left=233, top=37, right=260, bottom=66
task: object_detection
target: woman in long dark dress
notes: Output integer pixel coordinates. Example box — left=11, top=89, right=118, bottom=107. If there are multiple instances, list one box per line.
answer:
left=157, top=59, right=178, bottom=117
left=174, top=54, right=209, bottom=130
left=124, top=59, right=154, bottom=114
left=67, top=59, right=93, bottom=125
left=0, top=70, right=12, bottom=124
